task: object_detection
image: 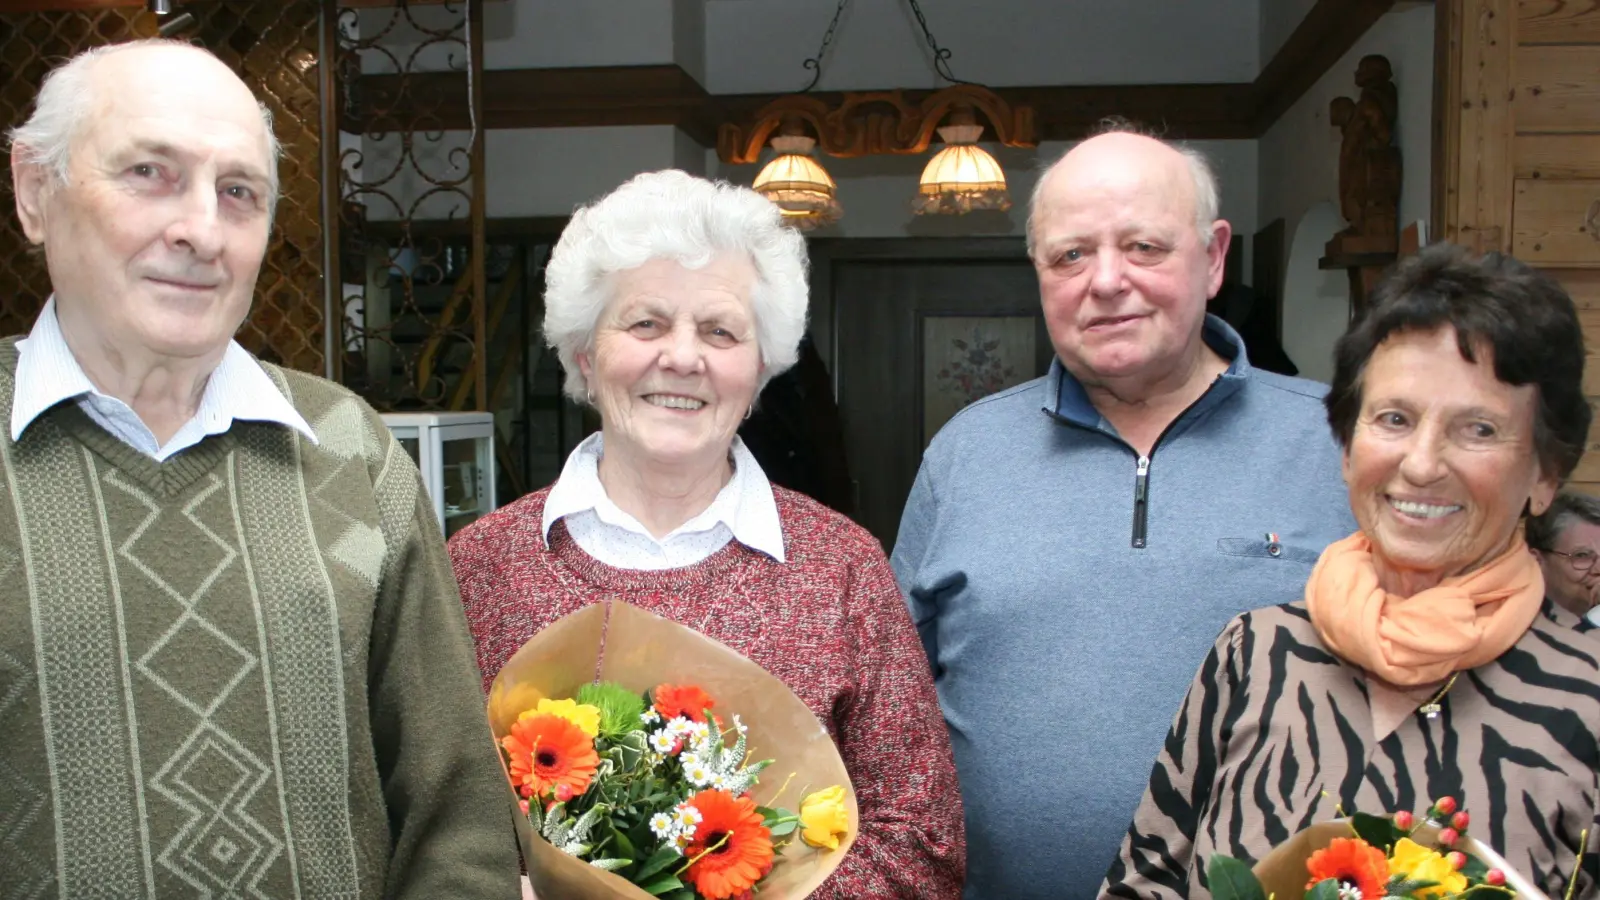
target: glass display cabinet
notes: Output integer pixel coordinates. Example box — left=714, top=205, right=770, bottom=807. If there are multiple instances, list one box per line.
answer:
left=380, top=412, right=497, bottom=537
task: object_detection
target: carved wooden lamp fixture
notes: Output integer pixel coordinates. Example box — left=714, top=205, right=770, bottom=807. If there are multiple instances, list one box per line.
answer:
left=720, top=0, right=1036, bottom=229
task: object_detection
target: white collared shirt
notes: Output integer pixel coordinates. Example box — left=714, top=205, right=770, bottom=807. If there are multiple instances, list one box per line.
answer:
left=11, top=297, right=318, bottom=460
left=541, top=432, right=786, bottom=570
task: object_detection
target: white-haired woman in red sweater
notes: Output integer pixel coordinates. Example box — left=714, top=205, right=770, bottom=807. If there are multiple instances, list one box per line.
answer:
left=447, top=169, right=964, bottom=899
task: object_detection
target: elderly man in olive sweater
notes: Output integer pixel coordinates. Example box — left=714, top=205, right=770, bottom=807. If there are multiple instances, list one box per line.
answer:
left=893, top=129, right=1355, bottom=899
left=1, top=40, right=517, bottom=896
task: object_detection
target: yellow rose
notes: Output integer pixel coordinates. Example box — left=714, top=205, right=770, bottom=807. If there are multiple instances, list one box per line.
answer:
left=520, top=698, right=601, bottom=739
left=1389, top=838, right=1468, bottom=898
left=799, top=786, right=851, bottom=851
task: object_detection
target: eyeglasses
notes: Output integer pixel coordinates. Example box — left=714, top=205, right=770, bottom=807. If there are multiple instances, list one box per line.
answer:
left=1546, top=548, right=1600, bottom=572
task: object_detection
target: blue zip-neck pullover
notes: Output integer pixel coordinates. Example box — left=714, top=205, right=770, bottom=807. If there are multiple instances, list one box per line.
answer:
left=892, top=316, right=1355, bottom=899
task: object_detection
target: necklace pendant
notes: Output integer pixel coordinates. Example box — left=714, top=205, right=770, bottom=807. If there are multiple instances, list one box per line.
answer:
left=1419, top=701, right=1442, bottom=719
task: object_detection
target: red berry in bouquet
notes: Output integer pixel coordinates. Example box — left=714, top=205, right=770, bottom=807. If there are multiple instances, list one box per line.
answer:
left=1447, top=851, right=1467, bottom=870
left=1393, top=810, right=1415, bottom=831
left=1433, top=796, right=1458, bottom=817
left=1305, top=837, right=1389, bottom=898
left=1486, top=868, right=1507, bottom=886
left=682, top=790, right=775, bottom=900
left=1438, top=827, right=1459, bottom=847
left=1451, top=811, right=1470, bottom=831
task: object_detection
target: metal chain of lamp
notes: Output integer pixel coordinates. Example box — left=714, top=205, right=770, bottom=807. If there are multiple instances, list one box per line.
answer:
left=744, top=0, right=1025, bottom=228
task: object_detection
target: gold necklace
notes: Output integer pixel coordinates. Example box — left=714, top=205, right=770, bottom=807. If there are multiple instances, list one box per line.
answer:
left=1418, top=672, right=1460, bottom=719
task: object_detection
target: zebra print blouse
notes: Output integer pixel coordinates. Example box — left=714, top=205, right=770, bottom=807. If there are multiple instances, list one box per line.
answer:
left=1101, top=602, right=1600, bottom=899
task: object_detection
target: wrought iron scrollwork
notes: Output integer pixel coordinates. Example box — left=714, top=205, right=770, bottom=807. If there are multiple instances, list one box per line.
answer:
left=332, top=0, right=486, bottom=411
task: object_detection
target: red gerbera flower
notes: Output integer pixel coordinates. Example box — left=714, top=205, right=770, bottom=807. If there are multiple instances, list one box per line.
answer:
left=1306, top=837, right=1389, bottom=898
left=501, top=713, right=599, bottom=800
left=653, top=684, right=717, bottom=724
left=682, top=790, right=774, bottom=900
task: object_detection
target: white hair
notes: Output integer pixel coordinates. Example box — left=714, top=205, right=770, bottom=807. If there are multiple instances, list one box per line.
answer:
left=7, top=39, right=282, bottom=214
left=1025, top=129, right=1220, bottom=259
left=544, top=169, right=810, bottom=404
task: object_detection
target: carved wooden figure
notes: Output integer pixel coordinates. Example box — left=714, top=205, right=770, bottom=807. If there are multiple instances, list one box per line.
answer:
left=1327, top=54, right=1401, bottom=257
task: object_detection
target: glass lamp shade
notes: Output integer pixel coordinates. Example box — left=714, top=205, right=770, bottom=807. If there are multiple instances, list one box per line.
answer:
left=753, top=135, right=842, bottom=230
left=914, top=123, right=1012, bottom=215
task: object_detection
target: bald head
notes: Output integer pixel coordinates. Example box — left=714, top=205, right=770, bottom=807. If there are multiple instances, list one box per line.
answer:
left=1027, top=131, right=1219, bottom=261
left=8, top=39, right=280, bottom=209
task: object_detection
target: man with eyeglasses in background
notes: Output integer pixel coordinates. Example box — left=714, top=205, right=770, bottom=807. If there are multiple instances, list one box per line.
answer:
left=1527, top=491, right=1600, bottom=628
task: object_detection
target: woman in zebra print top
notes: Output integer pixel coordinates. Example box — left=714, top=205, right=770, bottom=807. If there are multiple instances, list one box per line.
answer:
left=1102, top=245, right=1600, bottom=900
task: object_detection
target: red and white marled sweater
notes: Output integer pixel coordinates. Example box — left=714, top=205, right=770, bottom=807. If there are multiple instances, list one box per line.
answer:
left=448, top=484, right=966, bottom=900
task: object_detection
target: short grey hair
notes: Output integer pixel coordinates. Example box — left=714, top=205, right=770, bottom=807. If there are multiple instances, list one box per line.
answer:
left=543, top=169, right=810, bottom=404
left=7, top=39, right=282, bottom=213
left=1025, top=118, right=1220, bottom=260
left=1527, top=491, right=1600, bottom=552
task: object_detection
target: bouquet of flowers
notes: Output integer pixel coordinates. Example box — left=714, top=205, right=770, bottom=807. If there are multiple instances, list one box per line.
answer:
left=1208, top=797, right=1556, bottom=900
left=487, top=601, right=857, bottom=900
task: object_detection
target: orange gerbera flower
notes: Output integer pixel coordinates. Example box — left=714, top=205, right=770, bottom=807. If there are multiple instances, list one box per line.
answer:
left=653, top=684, right=717, bottom=723
left=501, top=712, right=599, bottom=800
left=682, top=790, right=774, bottom=900
left=1306, top=837, right=1388, bottom=898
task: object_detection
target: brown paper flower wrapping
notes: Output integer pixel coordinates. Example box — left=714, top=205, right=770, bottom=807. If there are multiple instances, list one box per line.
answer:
left=487, top=600, right=858, bottom=899
left=1249, top=820, right=1550, bottom=899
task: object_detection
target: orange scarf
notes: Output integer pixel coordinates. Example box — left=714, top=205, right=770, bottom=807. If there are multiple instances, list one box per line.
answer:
left=1303, top=531, right=1545, bottom=686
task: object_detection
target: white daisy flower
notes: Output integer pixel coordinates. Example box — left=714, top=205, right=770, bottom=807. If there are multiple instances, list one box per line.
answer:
left=666, top=717, right=693, bottom=737
left=687, top=721, right=710, bottom=740
left=640, top=709, right=661, bottom=725
left=710, top=773, right=727, bottom=790
left=679, top=752, right=702, bottom=770
left=648, top=813, right=675, bottom=839
left=674, top=804, right=703, bottom=827
left=686, top=764, right=714, bottom=787
left=648, top=731, right=677, bottom=753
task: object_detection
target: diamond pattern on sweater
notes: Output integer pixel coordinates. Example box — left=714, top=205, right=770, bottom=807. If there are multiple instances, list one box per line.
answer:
left=310, top=398, right=377, bottom=462
left=150, top=729, right=281, bottom=898
left=328, top=523, right=385, bottom=590
left=111, top=471, right=238, bottom=604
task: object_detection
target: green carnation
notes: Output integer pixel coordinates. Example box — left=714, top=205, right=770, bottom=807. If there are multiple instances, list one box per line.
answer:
left=576, top=681, right=647, bottom=738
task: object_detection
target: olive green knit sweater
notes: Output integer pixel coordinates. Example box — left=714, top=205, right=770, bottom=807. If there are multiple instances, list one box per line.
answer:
left=0, top=337, right=518, bottom=898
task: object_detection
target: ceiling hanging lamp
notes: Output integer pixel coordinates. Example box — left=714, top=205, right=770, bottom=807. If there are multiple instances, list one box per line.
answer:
left=915, top=106, right=1012, bottom=215
left=752, top=121, right=841, bottom=231
left=724, top=0, right=1035, bottom=227
left=903, top=1, right=1012, bottom=215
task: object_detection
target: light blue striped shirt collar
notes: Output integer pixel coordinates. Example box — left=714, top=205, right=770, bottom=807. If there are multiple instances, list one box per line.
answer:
left=11, top=297, right=318, bottom=460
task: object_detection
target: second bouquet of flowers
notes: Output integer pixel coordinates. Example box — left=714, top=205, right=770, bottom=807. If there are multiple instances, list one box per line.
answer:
left=487, top=600, right=858, bottom=900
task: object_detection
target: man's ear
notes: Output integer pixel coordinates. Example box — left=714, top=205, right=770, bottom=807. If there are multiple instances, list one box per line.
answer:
left=12, top=144, right=51, bottom=246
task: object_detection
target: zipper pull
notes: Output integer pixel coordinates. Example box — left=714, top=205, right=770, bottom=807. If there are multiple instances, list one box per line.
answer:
left=1132, top=455, right=1150, bottom=549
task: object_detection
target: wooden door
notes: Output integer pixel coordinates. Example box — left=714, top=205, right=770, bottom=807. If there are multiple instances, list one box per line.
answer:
left=1437, top=0, right=1600, bottom=493
left=815, top=239, right=1046, bottom=550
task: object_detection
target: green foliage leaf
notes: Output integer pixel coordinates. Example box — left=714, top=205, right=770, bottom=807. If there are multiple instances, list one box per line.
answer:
left=639, top=873, right=685, bottom=895
left=1457, top=887, right=1516, bottom=899
left=609, top=827, right=638, bottom=868
left=615, top=732, right=648, bottom=773
left=768, top=819, right=798, bottom=837
left=1204, top=855, right=1267, bottom=900
left=1459, top=852, right=1490, bottom=880
left=1350, top=812, right=1405, bottom=851
left=1388, top=877, right=1441, bottom=895
left=633, top=845, right=682, bottom=883
left=1306, top=878, right=1343, bottom=900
